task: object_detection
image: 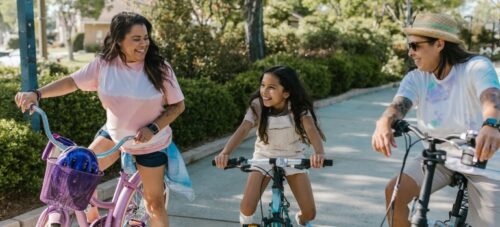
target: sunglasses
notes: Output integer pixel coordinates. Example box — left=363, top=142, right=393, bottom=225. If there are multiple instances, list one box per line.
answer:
left=407, top=40, right=435, bottom=51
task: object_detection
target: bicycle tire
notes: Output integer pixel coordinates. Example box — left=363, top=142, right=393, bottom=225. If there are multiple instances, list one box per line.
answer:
left=113, top=173, right=149, bottom=227
left=36, top=207, right=70, bottom=227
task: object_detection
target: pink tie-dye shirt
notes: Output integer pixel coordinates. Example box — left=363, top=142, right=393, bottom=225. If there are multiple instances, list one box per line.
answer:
left=71, top=57, right=184, bottom=154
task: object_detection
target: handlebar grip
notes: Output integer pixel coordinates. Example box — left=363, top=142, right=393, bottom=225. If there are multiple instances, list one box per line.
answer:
left=323, top=159, right=333, bottom=166
left=211, top=159, right=237, bottom=166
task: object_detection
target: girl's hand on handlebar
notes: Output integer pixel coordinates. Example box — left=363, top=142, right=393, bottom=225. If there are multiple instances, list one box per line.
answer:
left=310, top=153, right=325, bottom=168
left=214, top=152, right=229, bottom=169
left=14, top=91, right=38, bottom=114
left=475, top=126, right=500, bottom=161
left=372, top=118, right=397, bottom=157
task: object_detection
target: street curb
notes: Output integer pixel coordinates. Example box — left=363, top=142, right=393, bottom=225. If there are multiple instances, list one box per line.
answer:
left=0, top=82, right=398, bottom=227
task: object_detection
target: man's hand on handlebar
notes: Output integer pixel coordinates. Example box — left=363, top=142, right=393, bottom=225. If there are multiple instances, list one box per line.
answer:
left=476, top=126, right=500, bottom=162
left=372, top=118, right=397, bottom=157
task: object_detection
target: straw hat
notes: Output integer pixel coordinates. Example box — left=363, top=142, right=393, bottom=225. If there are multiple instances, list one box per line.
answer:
left=403, top=13, right=464, bottom=45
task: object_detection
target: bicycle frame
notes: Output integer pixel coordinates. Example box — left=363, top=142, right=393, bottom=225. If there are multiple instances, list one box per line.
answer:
left=32, top=105, right=147, bottom=227
left=217, top=157, right=332, bottom=227
left=263, top=165, right=291, bottom=226
left=392, top=120, right=481, bottom=227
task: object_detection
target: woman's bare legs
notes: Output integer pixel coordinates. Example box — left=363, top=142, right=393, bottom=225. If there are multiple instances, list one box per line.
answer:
left=136, top=163, right=168, bottom=227
left=86, top=136, right=118, bottom=223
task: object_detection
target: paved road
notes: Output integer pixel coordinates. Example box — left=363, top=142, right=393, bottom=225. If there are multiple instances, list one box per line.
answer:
left=168, top=87, right=458, bottom=227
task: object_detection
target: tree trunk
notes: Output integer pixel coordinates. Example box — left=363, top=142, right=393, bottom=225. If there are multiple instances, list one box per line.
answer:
left=66, top=25, right=74, bottom=61
left=244, top=0, right=265, bottom=62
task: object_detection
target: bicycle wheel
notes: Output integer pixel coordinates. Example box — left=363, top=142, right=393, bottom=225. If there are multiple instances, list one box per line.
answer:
left=36, top=207, right=70, bottom=227
left=114, top=173, right=149, bottom=227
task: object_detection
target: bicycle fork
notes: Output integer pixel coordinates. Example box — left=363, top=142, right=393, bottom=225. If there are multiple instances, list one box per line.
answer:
left=264, top=167, right=291, bottom=226
left=448, top=174, right=468, bottom=227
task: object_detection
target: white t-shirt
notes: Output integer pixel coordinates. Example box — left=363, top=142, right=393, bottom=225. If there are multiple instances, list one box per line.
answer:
left=396, top=56, right=500, bottom=178
left=71, top=57, right=184, bottom=154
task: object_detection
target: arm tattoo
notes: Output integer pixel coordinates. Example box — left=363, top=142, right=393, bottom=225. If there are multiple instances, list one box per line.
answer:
left=382, top=96, right=413, bottom=121
left=480, top=87, right=500, bottom=111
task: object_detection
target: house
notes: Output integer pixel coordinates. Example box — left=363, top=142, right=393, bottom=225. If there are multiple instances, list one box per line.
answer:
left=79, top=0, right=151, bottom=48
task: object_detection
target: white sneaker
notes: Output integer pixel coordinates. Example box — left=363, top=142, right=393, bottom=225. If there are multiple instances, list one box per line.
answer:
left=295, top=213, right=313, bottom=227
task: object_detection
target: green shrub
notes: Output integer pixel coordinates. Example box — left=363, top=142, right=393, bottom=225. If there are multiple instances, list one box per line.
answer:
left=321, top=53, right=355, bottom=95
left=0, top=119, right=46, bottom=194
left=7, top=38, right=19, bottom=49
left=172, top=78, right=239, bottom=147
left=0, top=76, right=23, bottom=122
left=73, top=33, right=85, bottom=52
left=0, top=66, right=20, bottom=78
left=38, top=61, right=70, bottom=77
left=253, top=54, right=331, bottom=98
left=37, top=74, right=105, bottom=146
left=84, top=44, right=101, bottom=53
left=350, top=54, right=384, bottom=88
left=225, top=70, right=262, bottom=119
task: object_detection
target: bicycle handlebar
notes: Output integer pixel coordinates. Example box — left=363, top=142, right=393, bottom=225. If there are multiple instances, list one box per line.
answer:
left=31, top=104, right=134, bottom=159
left=211, top=157, right=333, bottom=170
left=392, top=119, right=477, bottom=148
left=391, top=119, right=486, bottom=168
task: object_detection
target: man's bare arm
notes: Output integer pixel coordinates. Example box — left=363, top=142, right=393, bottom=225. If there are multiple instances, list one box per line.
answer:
left=480, top=87, right=500, bottom=119
left=380, top=96, right=413, bottom=123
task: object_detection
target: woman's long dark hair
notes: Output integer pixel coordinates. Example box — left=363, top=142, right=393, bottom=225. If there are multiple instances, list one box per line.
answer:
left=249, top=66, right=325, bottom=144
left=99, top=12, right=170, bottom=93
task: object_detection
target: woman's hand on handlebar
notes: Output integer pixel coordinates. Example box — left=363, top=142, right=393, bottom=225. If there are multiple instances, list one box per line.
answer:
left=214, top=152, right=229, bottom=169
left=310, top=153, right=325, bottom=168
left=372, top=118, right=397, bottom=157
left=476, top=126, right=500, bottom=161
left=14, top=91, right=38, bottom=114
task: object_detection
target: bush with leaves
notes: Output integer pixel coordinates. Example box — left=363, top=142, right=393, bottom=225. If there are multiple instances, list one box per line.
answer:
left=172, top=78, right=239, bottom=147
left=73, top=33, right=85, bottom=52
left=253, top=54, right=331, bottom=98
left=0, top=119, right=46, bottom=194
left=225, top=70, right=262, bottom=119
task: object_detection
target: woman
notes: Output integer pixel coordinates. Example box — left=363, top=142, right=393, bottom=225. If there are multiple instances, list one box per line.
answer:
left=15, top=12, right=184, bottom=227
left=372, top=13, right=500, bottom=226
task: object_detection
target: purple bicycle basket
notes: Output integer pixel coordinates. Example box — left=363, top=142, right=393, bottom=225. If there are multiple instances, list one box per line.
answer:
left=40, top=158, right=103, bottom=211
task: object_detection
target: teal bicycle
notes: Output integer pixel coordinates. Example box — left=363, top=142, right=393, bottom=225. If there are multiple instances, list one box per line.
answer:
left=213, top=157, right=332, bottom=227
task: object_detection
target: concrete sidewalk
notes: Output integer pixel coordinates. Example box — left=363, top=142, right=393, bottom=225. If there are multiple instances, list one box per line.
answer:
left=167, top=86, right=459, bottom=227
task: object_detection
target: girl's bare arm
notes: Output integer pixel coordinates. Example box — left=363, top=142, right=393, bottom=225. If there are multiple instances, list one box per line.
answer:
left=221, top=120, right=254, bottom=155
left=302, top=116, right=324, bottom=155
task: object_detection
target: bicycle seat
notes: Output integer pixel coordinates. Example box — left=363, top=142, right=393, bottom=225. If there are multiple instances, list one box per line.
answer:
left=56, top=146, right=99, bottom=174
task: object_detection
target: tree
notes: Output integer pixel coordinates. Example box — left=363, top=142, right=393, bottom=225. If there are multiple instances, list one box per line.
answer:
left=0, top=0, right=17, bottom=32
left=244, top=0, right=265, bottom=62
left=50, top=0, right=106, bottom=61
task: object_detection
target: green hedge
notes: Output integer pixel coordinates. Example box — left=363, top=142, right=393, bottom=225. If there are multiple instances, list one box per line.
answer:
left=225, top=70, right=261, bottom=119
left=253, top=54, right=331, bottom=98
left=0, top=119, right=46, bottom=194
left=172, top=78, right=238, bottom=146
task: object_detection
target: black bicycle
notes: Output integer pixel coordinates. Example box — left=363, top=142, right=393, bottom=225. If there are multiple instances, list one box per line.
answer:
left=212, top=157, right=332, bottom=227
left=387, top=119, right=487, bottom=227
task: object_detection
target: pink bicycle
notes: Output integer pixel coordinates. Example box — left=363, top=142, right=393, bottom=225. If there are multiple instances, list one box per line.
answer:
left=31, top=105, right=153, bottom=227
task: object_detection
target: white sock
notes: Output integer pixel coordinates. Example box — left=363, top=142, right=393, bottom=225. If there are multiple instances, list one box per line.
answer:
left=239, top=212, right=254, bottom=224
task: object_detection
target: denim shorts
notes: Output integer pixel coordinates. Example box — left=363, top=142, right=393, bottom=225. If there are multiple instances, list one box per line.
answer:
left=96, top=128, right=168, bottom=168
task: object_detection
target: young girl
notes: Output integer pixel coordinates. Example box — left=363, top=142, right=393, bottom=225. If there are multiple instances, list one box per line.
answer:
left=214, top=66, right=326, bottom=226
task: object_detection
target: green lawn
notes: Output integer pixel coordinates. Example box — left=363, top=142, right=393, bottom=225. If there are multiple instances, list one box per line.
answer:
left=47, top=47, right=96, bottom=69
